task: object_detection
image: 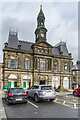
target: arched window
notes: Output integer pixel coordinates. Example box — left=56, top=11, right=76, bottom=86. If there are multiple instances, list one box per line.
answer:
left=25, top=57, right=30, bottom=69
left=63, top=77, right=69, bottom=88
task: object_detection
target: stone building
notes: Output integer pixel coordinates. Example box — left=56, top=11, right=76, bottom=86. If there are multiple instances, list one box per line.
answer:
left=0, top=63, right=3, bottom=89
left=72, top=61, right=80, bottom=89
left=3, top=5, right=73, bottom=90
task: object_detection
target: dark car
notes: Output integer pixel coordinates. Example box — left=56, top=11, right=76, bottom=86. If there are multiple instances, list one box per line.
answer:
left=73, top=88, right=80, bottom=96
left=5, top=88, right=27, bottom=104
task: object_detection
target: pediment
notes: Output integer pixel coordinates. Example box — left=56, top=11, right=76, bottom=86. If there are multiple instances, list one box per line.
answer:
left=33, top=41, right=53, bottom=48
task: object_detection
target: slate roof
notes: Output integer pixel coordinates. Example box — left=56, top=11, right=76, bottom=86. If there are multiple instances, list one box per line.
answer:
left=8, top=31, right=19, bottom=48
left=72, top=65, right=80, bottom=71
left=7, top=31, right=70, bottom=57
left=19, top=41, right=33, bottom=51
left=55, top=41, right=69, bottom=56
left=52, top=47, right=60, bottom=55
left=72, top=61, right=80, bottom=71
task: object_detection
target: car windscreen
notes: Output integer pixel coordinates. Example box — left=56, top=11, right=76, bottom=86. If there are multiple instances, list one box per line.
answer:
left=10, top=88, right=25, bottom=93
left=41, top=86, right=53, bottom=90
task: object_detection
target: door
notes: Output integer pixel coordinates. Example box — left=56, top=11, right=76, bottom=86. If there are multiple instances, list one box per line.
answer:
left=14, top=82, right=17, bottom=87
left=40, top=80, right=45, bottom=85
left=8, top=81, right=11, bottom=88
left=23, top=82, right=26, bottom=88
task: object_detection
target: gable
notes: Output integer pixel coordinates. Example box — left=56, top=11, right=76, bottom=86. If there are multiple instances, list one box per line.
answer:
left=33, top=41, right=52, bottom=48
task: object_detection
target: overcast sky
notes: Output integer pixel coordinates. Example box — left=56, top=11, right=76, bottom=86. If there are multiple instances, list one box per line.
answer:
left=0, top=2, right=78, bottom=64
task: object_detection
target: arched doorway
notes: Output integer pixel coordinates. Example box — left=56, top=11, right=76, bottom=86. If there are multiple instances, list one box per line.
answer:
left=63, top=77, right=69, bottom=89
left=8, top=74, right=17, bottom=88
left=52, top=76, right=59, bottom=88
left=39, top=76, right=46, bottom=85
left=23, top=75, right=31, bottom=89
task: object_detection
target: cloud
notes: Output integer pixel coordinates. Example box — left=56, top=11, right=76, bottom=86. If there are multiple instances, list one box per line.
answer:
left=1, top=2, right=78, bottom=64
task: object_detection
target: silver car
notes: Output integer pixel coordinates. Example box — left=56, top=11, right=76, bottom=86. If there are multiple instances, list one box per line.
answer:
left=27, top=85, right=56, bottom=102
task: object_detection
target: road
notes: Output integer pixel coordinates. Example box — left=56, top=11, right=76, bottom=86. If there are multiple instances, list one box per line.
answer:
left=2, top=94, right=80, bottom=119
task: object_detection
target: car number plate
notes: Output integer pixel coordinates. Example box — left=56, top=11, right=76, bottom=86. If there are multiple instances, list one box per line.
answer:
left=16, top=98, right=22, bottom=101
left=47, top=91, right=52, bottom=93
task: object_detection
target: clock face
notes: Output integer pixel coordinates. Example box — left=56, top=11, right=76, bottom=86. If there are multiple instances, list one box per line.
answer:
left=41, top=33, right=44, bottom=37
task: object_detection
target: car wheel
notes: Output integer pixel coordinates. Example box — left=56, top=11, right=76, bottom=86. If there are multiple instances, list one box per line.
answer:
left=6, top=99, right=9, bottom=105
left=50, top=99, right=54, bottom=101
left=34, top=95, right=39, bottom=103
left=73, top=92, right=78, bottom=96
left=27, top=92, right=29, bottom=98
left=24, top=101, right=27, bottom=104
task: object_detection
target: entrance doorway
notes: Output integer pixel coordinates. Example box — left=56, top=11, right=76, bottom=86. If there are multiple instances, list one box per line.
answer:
left=8, top=81, right=17, bottom=88
left=23, top=82, right=26, bottom=88
left=40, top=80, right=45, bottom=85
left=29, top=82, right=31, bottom=88
left=14, top=82, right=17, bottom=87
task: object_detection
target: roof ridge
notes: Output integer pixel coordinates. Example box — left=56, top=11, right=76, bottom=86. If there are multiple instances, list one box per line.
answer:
left=19, top=40, right=34, bottom=44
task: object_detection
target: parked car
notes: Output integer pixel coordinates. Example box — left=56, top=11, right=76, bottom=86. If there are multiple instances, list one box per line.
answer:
left=27, top=85, right=56, bottom=102
left=4, top=88, right=27, bottom=104
left=73, top=88, right=80, bottom=96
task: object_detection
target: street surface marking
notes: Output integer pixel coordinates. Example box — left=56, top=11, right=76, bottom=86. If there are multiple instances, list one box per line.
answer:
left=28, top=101, right=39, bottom=108
left=54, top=98, right=79, bottom=109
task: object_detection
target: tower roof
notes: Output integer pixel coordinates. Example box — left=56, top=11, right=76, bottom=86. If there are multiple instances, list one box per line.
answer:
left=37, top=5, right=45, bottom=18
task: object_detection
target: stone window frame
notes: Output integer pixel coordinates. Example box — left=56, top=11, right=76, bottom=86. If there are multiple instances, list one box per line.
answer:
left=40, top=58, right=46, bottom=71
left=8, top=56, right=18, bottom=69
left=54, top=60, right=58, bottom=72
left=64, top=62, right=68, bottom=72
left=25, top=57, right=30, bottom=70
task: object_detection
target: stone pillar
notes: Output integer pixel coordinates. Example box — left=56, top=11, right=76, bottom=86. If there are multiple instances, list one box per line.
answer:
left=17, top=74, right=21, bottom=87
left=3, top=73, right=8, bottom=88
left=21, top=75, right=23, bottom=88
left=69, top=76, right=72, bottom=89
left=60, top=76, right=63, bottom=90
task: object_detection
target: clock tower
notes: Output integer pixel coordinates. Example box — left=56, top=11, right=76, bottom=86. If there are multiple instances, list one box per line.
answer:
left=35, top=5, right=47, bottom=43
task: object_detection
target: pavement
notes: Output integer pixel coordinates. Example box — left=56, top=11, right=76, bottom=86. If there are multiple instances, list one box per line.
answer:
left=0, top=90, right=6, bottom=120
left=0, top=89, right=73, bottom=119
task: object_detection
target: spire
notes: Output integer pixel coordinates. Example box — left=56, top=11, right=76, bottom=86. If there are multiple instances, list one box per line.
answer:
left=35, top=5, right=47, bottom=43
left=40, top=5, right=42, bottom=10
left=38, top=5, right=45, bottom=18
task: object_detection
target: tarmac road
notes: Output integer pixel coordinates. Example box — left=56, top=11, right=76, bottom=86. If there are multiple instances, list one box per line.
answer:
left=2, top=94, right=79, bottom=119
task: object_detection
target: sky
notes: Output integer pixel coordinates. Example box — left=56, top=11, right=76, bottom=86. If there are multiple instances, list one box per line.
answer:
left=0, top=1, right=78, bottom=64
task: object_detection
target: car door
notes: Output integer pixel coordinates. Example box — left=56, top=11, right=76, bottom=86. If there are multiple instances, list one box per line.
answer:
left=28, top=86, right=34, bottom=97
left=30, top=86, right=35, bottom=98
